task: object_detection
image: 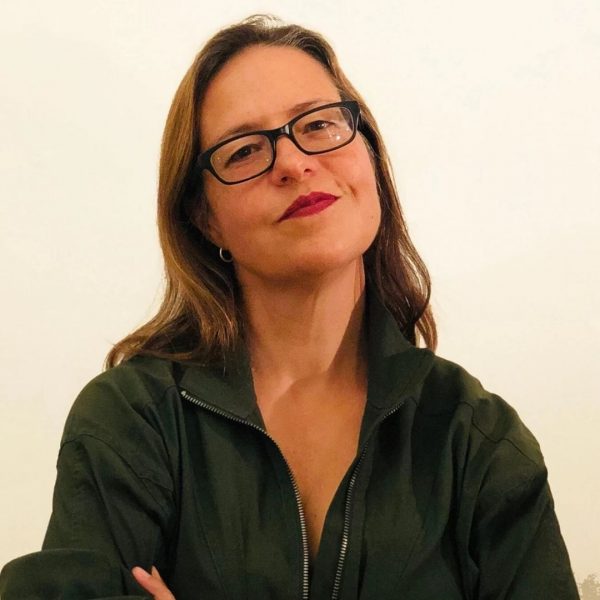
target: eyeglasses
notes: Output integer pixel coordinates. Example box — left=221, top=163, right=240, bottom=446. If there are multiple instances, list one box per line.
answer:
left=196, top=100, right=360, bottom=185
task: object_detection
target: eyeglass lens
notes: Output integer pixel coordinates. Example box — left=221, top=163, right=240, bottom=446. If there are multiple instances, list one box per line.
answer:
left=210, top=105, right=355, bottom=183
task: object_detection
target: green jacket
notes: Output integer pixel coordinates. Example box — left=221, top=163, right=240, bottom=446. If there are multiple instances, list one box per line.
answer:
left=0, top=291, right=578, bottom=599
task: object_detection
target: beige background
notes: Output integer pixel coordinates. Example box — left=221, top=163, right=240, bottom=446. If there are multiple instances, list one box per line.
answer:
left=1, top=0, right=599, bottom=586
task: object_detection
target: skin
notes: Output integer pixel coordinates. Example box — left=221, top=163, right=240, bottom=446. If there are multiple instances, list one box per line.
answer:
left=200, top=45, right=381, bottom=385
left=202, top=47, right=380, bottom=284
left=132, top=567, right=174, bottom=599
left=133, top=44, right=381, bottom=598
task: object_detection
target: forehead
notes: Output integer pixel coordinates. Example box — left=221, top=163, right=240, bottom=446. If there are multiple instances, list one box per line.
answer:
left=200, top=45, right=340, bottom=148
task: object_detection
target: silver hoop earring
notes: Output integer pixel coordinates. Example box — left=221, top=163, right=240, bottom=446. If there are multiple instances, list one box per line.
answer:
left=219, top=248, right=233, bottom=263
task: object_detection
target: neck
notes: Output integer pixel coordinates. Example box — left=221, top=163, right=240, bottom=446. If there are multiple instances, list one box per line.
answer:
left=238, top=259, right=367, bottom=391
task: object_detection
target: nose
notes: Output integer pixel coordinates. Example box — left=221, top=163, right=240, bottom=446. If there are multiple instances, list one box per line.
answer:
left=269, top=135, right=317, bottom=184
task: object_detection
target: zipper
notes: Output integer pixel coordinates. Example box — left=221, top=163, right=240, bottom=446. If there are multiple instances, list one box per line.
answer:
left=179, top=388, right=310, bottom=600
left=330, top=443, right=369, bottom=600
left=330, top=402, right=407, bottom=600
left=182, top=386, right=409, bottom=600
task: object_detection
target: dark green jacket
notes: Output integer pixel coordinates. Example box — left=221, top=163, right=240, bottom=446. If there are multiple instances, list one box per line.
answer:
left=1, top=292, right=578, bottom=599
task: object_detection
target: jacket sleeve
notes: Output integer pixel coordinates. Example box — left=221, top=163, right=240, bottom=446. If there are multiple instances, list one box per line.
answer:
left=471, top=466, right=579, bottom=599
left=0, top=373, right=176, bottom=599
left=463, top=397, right=579, bottom=599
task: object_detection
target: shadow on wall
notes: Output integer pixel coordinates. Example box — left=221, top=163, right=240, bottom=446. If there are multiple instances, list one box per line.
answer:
left=580, top=574, right=600, bottom=599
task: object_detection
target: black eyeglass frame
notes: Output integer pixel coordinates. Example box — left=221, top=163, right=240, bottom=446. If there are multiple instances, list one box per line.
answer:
left=195, top=100, right=361, bottom=185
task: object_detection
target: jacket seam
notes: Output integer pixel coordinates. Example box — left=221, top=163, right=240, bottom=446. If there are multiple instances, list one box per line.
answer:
left=59, top=434, right=173, bottom=522
left=459, top=399, right=542, bottom=468
left=62, top=381, right=179, bottom=489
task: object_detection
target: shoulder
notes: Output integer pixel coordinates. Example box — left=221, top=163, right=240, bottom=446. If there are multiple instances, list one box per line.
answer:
left=410, top=354, right=552, bottom=517
left=79, top=355, right=179, bottom=405
left=61, top=355, right=182, bottom=455
left=417, top=354, right=544, bottom=468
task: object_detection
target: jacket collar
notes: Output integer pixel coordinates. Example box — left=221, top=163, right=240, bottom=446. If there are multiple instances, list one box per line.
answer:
left=364, top=286, right=434, bottom=410
left=179, top=283, right=434, bottom=426
left=179, top=343, right=260, bottom=423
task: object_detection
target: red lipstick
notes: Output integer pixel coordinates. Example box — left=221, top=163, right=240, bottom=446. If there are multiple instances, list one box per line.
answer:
left=278, top=192, right=339, bottom=222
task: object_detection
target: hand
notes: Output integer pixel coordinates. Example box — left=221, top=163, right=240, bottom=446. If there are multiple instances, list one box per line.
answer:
left=132, top=566, right=176, bottom=600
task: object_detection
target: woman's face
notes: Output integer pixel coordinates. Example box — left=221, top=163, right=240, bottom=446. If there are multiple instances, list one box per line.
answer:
left=199, top=45, right=381, bottom=286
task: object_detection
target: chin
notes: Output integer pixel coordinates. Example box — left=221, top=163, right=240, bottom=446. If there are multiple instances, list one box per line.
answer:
left=278, top=248, right=367, bottom=282
left=235, top=234, right=376, bottom=286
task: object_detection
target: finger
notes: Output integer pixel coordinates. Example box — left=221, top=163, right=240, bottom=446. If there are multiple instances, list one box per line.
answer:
left=132, top=566, right=176, bottom=600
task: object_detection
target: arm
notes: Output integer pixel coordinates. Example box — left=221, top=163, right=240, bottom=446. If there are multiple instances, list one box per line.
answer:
left=459, top=395, right=579, bottom=599
left=0, top=372, right=177, bottom=599
left=471, top=464, right=578, bottom=599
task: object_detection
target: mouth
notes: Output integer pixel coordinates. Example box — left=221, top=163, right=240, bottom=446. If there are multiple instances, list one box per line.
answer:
left=278, top=191, right=340, bottom=222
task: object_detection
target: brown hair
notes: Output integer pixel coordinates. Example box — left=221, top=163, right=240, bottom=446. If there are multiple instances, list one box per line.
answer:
left=105, top=14, right=437, bottom=369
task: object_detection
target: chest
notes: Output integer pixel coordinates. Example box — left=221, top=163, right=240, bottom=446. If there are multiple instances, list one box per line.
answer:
left=177, top=395, right=467, bottom=599
left=258, top=393, right=367, bottom=561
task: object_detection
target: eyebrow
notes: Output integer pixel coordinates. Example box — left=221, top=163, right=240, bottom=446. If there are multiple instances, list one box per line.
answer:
left=209, top=98, right=338, bottom=147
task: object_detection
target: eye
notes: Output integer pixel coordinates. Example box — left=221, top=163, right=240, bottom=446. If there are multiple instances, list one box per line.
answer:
left=303, top=119, right=336, bottom=133
left=224, top=141, right=264, bottom=167
left=227, top=144, right=256, bottom=164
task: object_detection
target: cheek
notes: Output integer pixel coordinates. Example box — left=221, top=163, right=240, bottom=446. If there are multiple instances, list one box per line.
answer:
left=344, top=143, right=380, bottom=211
left=349, top=146, right=382, bottom=240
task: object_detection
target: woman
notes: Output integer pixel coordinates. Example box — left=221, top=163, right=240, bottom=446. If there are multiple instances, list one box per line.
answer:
left=0, top=15, right=578, bottom=600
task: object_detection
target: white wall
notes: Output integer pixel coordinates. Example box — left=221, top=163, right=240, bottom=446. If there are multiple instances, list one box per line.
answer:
left=1, top=0, right=598, bottom=585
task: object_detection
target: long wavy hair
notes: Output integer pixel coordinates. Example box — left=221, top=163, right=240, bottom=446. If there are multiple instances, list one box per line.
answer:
left=105, top=15, right=437, bottom=369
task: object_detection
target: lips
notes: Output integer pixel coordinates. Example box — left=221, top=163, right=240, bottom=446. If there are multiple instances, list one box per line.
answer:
left=278, top=192, right=340, bottom=221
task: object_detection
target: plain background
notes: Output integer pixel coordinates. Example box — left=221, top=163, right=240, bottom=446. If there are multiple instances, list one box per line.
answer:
left=1, top=0, right=598, bottom=585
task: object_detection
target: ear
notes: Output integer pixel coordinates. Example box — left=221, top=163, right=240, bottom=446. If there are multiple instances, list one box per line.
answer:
left=192, top=197, right=225, bottom=249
